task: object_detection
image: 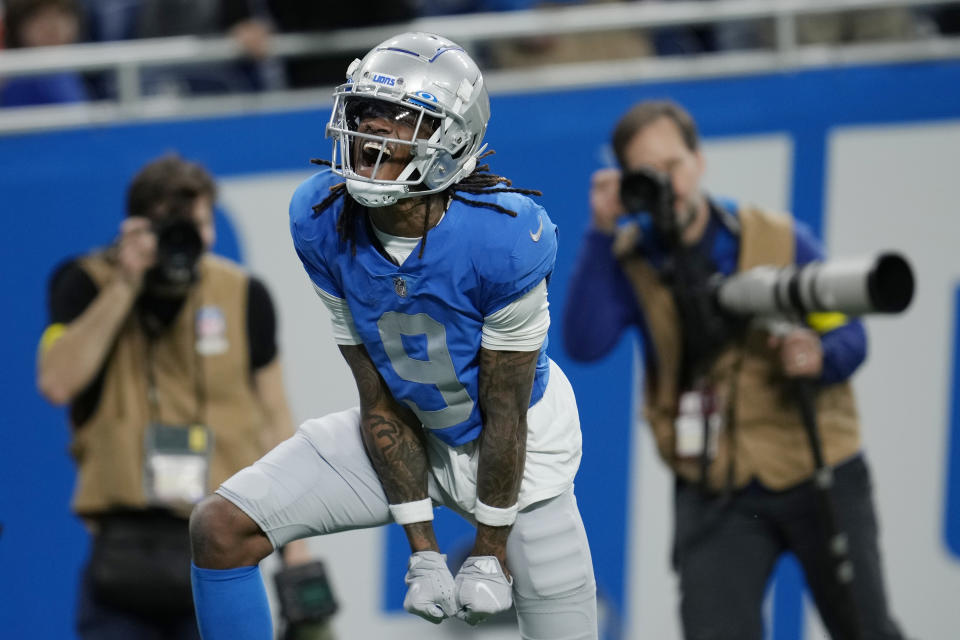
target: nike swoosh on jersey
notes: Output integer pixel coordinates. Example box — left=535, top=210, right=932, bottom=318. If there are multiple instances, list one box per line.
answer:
left=529, top=215, right=544, bottom=242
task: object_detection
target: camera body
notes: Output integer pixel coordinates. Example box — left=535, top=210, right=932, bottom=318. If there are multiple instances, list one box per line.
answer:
left=144, top=194, right=204, bottom=294
left=619, top=167, right=680, bottom=245
left=151, top=217, right=203, bottom=288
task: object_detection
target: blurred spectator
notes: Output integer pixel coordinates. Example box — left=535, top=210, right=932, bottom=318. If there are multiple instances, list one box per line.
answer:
left=644, top=0, right=767, bottom=55
left=135, top=0, right=272, bottom=95
left=718, top=7, right=920, bottom=50
left=80, top=0, right=418, bottom=97
left=79, top=0, right=139, bottom=42
left=647, top=1, right=919, bottom=56
left=254, top=1, right=416, bottom=89
left=414, top=0, right=537, bottom=15
left=487, top=0, right=652, bottom=69
left=796, top=8, right=918, bottom=45
left=645, top=0, right=720, bottom=56
left=78, top=0, right=275, bottom=99
left=412, top=0, right=652, bottom=71
left=0, top=0, right=90, bottom=107
left=929, top=5, right=960, bottom=35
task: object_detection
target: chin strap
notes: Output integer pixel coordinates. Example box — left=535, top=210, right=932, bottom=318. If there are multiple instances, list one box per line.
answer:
left=345, top=140, right=485, bottom=207
left=346, top=179, right=410, bottom=207
left=450, top=142, right=486, bottom=185
left=451, top=156, right=477, bottom=185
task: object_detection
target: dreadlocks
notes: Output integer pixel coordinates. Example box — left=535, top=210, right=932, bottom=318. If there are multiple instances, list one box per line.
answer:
left=309, top=151, right=542, bottom=259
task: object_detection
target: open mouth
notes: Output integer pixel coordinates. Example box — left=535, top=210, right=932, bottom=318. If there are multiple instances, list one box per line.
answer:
left=358, top=141, right=391, bottom=170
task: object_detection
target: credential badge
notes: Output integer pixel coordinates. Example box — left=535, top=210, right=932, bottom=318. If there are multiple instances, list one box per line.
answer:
left=393, top=276, right=408, bottom=297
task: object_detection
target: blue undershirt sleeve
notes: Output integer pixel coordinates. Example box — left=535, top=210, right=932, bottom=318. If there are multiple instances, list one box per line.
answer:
left=793, top=220, right=868, bottom=384
left=563, top=228, right=643, bottom=362
left=819, top=320, right=868, bottom=385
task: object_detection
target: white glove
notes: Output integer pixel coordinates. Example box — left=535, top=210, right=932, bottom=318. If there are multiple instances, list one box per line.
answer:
left=403, top=551, right=458, bottom=624
left=454, top=555, right=514, bottom=625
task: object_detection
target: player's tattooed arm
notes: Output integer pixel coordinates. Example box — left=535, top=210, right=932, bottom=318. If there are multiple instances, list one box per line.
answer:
left=473, top=347, right=539, bottom=576
left=339, top=344, right=438, bottom=553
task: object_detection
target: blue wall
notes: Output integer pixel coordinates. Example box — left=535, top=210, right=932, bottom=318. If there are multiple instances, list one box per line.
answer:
left=2, top=59, right=959, bottom=639
left=946, top=285, right=960, bottom=558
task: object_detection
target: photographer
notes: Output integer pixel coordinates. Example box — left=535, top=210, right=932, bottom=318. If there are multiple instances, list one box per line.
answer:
left=37, top=154, right=331, bottom=639
left=563, top=100, right=905, bottom=639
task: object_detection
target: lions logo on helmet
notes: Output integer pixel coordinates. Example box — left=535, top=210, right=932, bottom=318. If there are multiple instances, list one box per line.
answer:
left=325, top=32, right=491, bottom=208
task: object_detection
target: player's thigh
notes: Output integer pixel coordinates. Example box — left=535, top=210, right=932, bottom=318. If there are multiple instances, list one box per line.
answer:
left=674, top=483, right=780, bottom=640
left=216, top=407, right=391, bottom=548
left=507, top=487, right=598, bottom=640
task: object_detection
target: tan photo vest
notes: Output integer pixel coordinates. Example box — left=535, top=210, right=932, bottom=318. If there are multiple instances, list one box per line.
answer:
left=70, top=252, right=268, bottom=517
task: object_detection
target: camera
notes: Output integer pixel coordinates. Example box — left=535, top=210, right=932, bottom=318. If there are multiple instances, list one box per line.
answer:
left=143, top=194, right=204, bottom=293
left=619, top=167, right=679, bottom=244
left=716, top=252, right=915, bottom=317
left=152, top=218, right=203, bottom=287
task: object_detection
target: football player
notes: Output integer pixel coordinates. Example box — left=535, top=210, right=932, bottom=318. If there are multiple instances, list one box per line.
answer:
left=189, top=32, right=598, bottom=640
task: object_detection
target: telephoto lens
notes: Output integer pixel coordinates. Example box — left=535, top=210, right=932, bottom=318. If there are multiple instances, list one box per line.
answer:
left=716, top=252, right=915, bottom=317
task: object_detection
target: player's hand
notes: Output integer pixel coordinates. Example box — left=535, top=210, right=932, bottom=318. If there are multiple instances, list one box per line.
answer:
left=403, top=551, right=457, bottom=624
left=590, top=168, right=627, bottom=234
left=116, top=217, right=156, bottom=289
left=769, top=328, right=823, bottom=378
left=454, top=555, right=514, bottom=626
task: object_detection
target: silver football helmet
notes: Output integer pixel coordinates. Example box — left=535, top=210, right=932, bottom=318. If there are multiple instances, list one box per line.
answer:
left=326, top=32, right=490, bottom=207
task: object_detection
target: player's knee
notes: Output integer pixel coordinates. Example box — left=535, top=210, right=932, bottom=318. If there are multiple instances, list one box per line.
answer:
left=507, top=494, right=599, bottom=637
left=509, top=493, right=596, bottom=602
left=513, top=550, right=595, bottom=603
left=190, top=494, right=272, bottom=568
left=514, top=589, right=598, bottom=640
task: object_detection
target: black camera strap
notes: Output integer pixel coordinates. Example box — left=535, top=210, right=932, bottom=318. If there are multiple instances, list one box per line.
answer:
left=657, top=202, right=747, bottom=496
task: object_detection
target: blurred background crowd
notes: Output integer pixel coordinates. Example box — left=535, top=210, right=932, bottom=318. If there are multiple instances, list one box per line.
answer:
left=2, top=0, right=960, bottom=107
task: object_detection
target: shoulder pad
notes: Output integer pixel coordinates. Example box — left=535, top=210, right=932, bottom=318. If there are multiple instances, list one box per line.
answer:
left=289, top=170, right=344, bottom=242
left=474, top=193, right=557, bottom=285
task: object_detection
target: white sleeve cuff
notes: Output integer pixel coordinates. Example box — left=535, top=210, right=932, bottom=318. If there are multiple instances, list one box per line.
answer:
left=313, top=284, right=363, bottom=345
left=473, top=499, right=519, bottom=526
left=389, top=498, right=435, bottom=525
left=481, top=279, right=550, bottom=352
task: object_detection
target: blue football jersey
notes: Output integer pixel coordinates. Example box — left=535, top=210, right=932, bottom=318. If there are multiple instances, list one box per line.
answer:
left=290, top=170, right=557, bottom=447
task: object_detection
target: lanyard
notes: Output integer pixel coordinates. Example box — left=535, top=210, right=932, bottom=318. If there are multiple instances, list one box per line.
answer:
left=143, top=291, right=207, bottom=426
